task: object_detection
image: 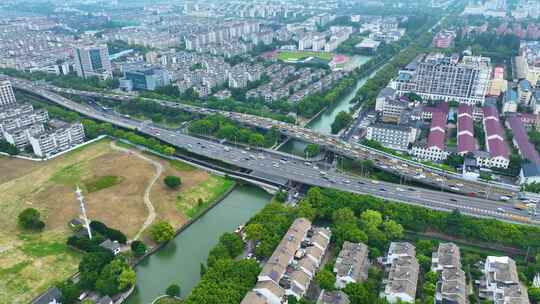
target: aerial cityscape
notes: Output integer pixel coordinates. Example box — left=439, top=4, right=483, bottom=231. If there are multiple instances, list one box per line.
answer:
left=3, top=0, right=540, bottom=304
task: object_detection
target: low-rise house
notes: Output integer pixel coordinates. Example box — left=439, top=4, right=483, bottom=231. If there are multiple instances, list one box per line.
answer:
left=457, top=104, right=475, bottom=156
left=479, top=256, right=530, bottom=304
left=380, top=242, right=419, bottom=304
left=334, top=242, right=369, bottom=289
left=411, top=111, right=450, bottom=161
left=241, top=218, right=332, bottom=303
left=317, top=290, right=350, bottom=304
left=479, top=106, right=510, bottom=169
left=506, top=114, right=540, bottom=164
left=100, top=239, right=121, bottom=256
left=366, top=123, right=418, bottom=152
left=32, top=287, right=62, bottom=304
left=431, top=243, right=461, bottom=272
left=519, top=162, right=540, bottom=185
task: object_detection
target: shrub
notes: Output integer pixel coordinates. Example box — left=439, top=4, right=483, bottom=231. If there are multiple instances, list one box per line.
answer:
left=131, top=240, right=147, bottom=257
left=149, top=221, right=175, bottom=243
left=18, top=208, right=45, bottom=231
left=164, top=176, right=182, bottom=189
left=166, top=284, right=181, bottom=297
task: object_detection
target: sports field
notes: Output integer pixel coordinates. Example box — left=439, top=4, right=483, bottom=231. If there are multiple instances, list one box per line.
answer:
left=0, top=138, right=233, bottom=303
left=278, top=50, right=334, bottom=62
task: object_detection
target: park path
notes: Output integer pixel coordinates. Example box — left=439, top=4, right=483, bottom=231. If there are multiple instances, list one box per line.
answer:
left=110, top=141, right=163, bottom=242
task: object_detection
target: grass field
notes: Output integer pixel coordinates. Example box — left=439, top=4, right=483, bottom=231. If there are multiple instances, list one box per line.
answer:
left=278, top=50, right=334, bottom=62
left=0, top=138, right=234, bottom=303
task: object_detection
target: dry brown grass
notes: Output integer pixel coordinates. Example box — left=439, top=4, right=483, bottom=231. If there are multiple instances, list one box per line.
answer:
left=0, top=139, right=232, bottom=303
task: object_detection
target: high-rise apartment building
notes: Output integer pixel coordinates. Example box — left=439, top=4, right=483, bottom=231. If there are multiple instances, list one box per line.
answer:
left=391, top=53, right=491, bottom=105
left=72, top=45, right=112, bottom=79
left=0, top=78, right=17, bottom=107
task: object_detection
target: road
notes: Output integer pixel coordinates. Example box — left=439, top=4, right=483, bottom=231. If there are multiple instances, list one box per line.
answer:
left=9, top=77, right=520, bottom=200
left=10, top=80, right=540, bottom=226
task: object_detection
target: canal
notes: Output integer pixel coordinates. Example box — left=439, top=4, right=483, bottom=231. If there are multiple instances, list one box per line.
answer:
left=279, top=55, right=377, bottom=156
left=126, top=185, right=272, bottom=304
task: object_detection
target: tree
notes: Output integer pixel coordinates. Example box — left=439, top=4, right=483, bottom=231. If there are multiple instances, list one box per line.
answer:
left=331, top=111, right=353, bottom=134
left=57, top=280, right=81, bottom=304
left=343, top=283, right=372, bottom=304
left=315, top=269, right=336, bottom=290
left=305, top=144, right=321, bottom=158
left=0, top=139, right=19, bottom=155
left=296, top=201, right=316, bottom=221
left=166, top=284, right=181, bottom=297
left=130, top=240, right=147, bottom=257
left=149, top=221, right=175, bottom=243
left=333, top=208, right=356, bottom=224
left=164, top=176, right=182, bottom=189
left=95, top=258, right=135, bottom=295
left=360, top=210, right=383, bottom=230
left=274, top=190, right=287, bottom=202
left=244, top=223, right=265, bottom=241
left=382, top=220, right=404, bottom=239
left=248, top=133, right=265, bottom=147
left=219, top=232, right=244, bottom=258
left=18, top=208, right=45, bottom=230
left=528, top=287, right=540, bottom=303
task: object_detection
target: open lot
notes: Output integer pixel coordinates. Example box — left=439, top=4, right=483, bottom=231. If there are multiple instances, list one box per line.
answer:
left=0, top=138, right=234, bottom=303
left=278, top=50, right=334, bottom=62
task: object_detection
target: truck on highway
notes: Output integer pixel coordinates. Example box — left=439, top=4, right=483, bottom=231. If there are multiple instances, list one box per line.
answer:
left=513, top=202, right=536, bottom=211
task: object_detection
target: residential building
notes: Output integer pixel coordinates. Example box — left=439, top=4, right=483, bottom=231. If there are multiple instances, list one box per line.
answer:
left=32, top=287, right=62, bottom=304
left=518, top=79, right=532, bottom=105
left=431, top=243, right=461, bottom=272
left=457, top=104, right=475, bottom=155
left=432, top=30, right=456, bottom=49
left=366, top=123, right=418, bottom=151
left=29, top=122, right=85, bottom=158
left=380, top=242, right=419, bottom=304
left=488, top=66, right=507, bottom=97
left=479, top=256, right=530, bottom=304
left=391, top=53, right=491, bottom=105
left=99, top=239, right=121, bottom=256
left=502, top=89, right=518, bottom=113
left=532, top=90, right=540, bottom=114
left=334, top=242, right=369, bottom=289
left=480, top=106, right=510, bottom=168
left=241, top=218, right=332, bottom=303
left=317, top=290, right=350, bottom=304
left=506, top=114, right=540, bottom=164
left=436, top=268, right=468, bottom=304
left=375, top=87, right=397, bottom=112
left=411, top=111, right=450, bottom=161
left=72, top=45, right=112, bottom=79
left=3, top=123, right=44, bottom=150
left=520, top=162, right=540, bottom=185
left=0, top=78, right=17, bottom=107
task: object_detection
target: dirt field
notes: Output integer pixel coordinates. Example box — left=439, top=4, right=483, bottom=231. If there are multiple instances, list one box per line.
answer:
left=0, top=139, right=233, bottom=303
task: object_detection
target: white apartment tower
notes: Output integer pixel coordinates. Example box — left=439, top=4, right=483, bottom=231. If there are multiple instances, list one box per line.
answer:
left=0, top=78, right=17, bottom=107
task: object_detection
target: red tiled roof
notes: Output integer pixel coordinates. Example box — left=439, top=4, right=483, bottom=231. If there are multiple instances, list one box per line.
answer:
left=507, top=114, right=540, bottom=164
left=457, top=105, right=475, bottom=154
left=427, top=111, right=446, bottom=150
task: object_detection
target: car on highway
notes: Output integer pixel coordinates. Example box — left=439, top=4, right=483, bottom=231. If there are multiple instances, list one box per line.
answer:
left=496, top=208, right=505, bottom=213
left=449, top=198, right=458, bottom=202
left=499, top=195, right=511, bottom=201
left=371, top=180, right=380, bottom=184
left=379, top=188, right=386, bottom=192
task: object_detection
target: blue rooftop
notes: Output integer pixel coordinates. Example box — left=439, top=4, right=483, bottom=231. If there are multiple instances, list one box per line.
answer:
left=520, top=79, right=531, bottom=92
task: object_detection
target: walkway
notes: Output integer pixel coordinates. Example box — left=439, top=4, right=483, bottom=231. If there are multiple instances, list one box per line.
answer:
left=110, top=141, right=163, bottom=242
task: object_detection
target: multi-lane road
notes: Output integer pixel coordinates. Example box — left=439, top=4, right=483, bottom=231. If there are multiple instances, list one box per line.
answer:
left=10, top=78, right=520, bottom=200
left=10, top=80, right=540, bottom=225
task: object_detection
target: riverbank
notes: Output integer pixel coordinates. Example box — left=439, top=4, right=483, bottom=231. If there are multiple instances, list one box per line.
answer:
left=125, top=185, right=272, bottom=304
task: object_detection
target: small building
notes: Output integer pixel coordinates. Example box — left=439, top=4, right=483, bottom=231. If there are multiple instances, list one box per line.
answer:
left=380, top=242, right=419, bottom=304
left=520, top=162, right=540, bottom=185
left=479, top=256, right=529, bottom=304
left=518, top=79, right=532, bottom=105
left=334, top=242, right=369, bottom=289
left=317, top=290, right=350, bottom=304
left=32, top=287, right=62, bottom=304
left=100, top=239, right=121, bottom=256
left=68, top=218, right=83, bottom=230
left=502, top=89, right=518, bottom=113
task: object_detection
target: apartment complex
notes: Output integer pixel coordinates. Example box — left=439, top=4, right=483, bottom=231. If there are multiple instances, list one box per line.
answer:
left=380, top=242, right=419, bottom=304
left=479, top=256, right=529, bottom=303
left=457, top=104, right=475, bottom=155
left=432, top=30, right=457, bottom=49
left=390, top=53, right=491, bottom=105
left=431, top=243, right=467, bottom=304
left=334, top=242, right=369, bottom=289
left=121, top=67, right=171, bottom=91
left=29, top=122, right=85, bottom=158
left=72, top=44, right=112, bottom=79
left=241, top=218, right=331, bottom=304
left=411, top=111, right=450, bottom=161
left=0, top=78, right=17, bottom=107
left=366, top=123, right=418, bottom=151
left=480, top=106, right=510, bottom=168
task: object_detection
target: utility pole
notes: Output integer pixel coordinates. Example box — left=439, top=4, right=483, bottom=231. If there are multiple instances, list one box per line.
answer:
left=75, top=186, right=92, bottom=240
